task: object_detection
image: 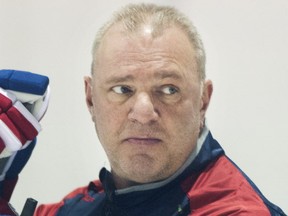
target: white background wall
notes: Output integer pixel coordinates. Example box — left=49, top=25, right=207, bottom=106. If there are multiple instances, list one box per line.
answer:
left=1, top=0, right=287, bottom=213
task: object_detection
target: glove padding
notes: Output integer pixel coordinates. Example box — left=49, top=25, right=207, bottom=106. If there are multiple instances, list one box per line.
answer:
left=0, top=70, right=49, bottom=153
left=0, top=69, right=50, bottom=121
left=0, top=70, right=50, bottom=214
left=0, top=88, right=41, bottom=152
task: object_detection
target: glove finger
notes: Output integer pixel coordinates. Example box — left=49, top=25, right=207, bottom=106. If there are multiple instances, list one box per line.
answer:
left=7, top=101, right=41, bottom=140
left=0, top=88, right=16, bottom=113
left=0, top=88, right=26, bottom=151
left=0, top=113, right=27, bottom=151
left=5, top=86, right=50, bottom=121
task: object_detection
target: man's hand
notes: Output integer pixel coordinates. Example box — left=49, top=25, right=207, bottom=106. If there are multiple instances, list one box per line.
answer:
left=0, top=70, right=50, bottom=215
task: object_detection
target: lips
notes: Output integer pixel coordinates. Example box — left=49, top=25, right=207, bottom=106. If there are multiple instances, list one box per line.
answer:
left=123, top=137, right=162, bottom=145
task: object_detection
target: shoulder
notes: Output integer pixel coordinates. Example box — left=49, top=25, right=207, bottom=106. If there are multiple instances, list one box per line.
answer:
left=183, top=155, right=271, bottom=215
left=34, top=180, right=103, bottom=216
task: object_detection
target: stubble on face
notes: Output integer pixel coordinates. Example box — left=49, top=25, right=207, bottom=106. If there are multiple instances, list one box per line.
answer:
left=90, top=24, right=204, bottom=188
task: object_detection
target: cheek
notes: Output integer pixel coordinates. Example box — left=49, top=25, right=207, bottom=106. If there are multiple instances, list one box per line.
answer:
left=164, top=98, right=201, bottom=144
left=164, top=95, right=200, bottom=122
left=182, top=99, right=202, bottom=133
left=92, top=96, right=127, bottom=136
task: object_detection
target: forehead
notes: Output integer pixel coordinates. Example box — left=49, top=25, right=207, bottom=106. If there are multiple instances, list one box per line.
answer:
left=93, top=24, right=198, bottom=80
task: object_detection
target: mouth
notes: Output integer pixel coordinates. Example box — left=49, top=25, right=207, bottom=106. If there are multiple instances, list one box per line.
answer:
left=123, top=137, right=162, bottom=145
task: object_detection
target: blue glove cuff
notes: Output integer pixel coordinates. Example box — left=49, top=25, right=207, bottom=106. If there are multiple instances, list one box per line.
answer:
left=0, top=70, right=49, bottom=95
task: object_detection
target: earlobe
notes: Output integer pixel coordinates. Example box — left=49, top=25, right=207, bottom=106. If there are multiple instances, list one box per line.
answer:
left=84, top=76, right=94, bottom=114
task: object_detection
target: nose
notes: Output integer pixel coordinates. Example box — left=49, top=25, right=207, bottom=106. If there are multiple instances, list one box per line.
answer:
left=128, top=92, right=159, bottom=124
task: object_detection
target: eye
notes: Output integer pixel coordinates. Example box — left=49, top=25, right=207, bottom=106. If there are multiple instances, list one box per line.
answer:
left=112, top=86, right=133, bottom=94
left=161, top=86, right=179, bottom=95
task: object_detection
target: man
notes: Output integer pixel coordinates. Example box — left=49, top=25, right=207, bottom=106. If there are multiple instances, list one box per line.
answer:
left=0, top=3, right=286, bottom=216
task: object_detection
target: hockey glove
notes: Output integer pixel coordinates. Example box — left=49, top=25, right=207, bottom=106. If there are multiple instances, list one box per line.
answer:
left=0, top=70, right=50, bottom=215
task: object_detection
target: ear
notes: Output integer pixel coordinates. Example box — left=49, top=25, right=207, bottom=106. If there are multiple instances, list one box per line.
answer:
left=200, top=80, right=213, bottom=124
left=84, top=76, right=93, bottom=115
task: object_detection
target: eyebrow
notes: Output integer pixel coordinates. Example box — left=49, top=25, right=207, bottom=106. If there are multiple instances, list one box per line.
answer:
left=154, top=71, right=183, bottom=80
left=105, top=70, right=182, bottom=85
left=105, top=74, right=134, bottom=84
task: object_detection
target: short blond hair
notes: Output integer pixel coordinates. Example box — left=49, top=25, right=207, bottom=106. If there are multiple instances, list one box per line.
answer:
left=92, top=3, right=206, bottom=80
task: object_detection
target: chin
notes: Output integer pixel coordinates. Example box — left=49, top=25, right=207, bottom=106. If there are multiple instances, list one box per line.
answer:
left=126, top=166, right=171, bottom=184
left=117, top=154, right=173, bottom=184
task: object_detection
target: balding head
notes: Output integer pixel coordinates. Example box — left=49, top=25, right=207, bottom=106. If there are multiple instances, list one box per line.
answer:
left=91, top=3, right=206, bottom=80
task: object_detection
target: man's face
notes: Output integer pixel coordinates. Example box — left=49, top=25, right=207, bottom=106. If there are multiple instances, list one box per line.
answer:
left=85, top=24, right=212, bottom=188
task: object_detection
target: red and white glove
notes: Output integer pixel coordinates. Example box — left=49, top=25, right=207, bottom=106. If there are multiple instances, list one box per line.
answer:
left=0, top=70, right=50, bottom=215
